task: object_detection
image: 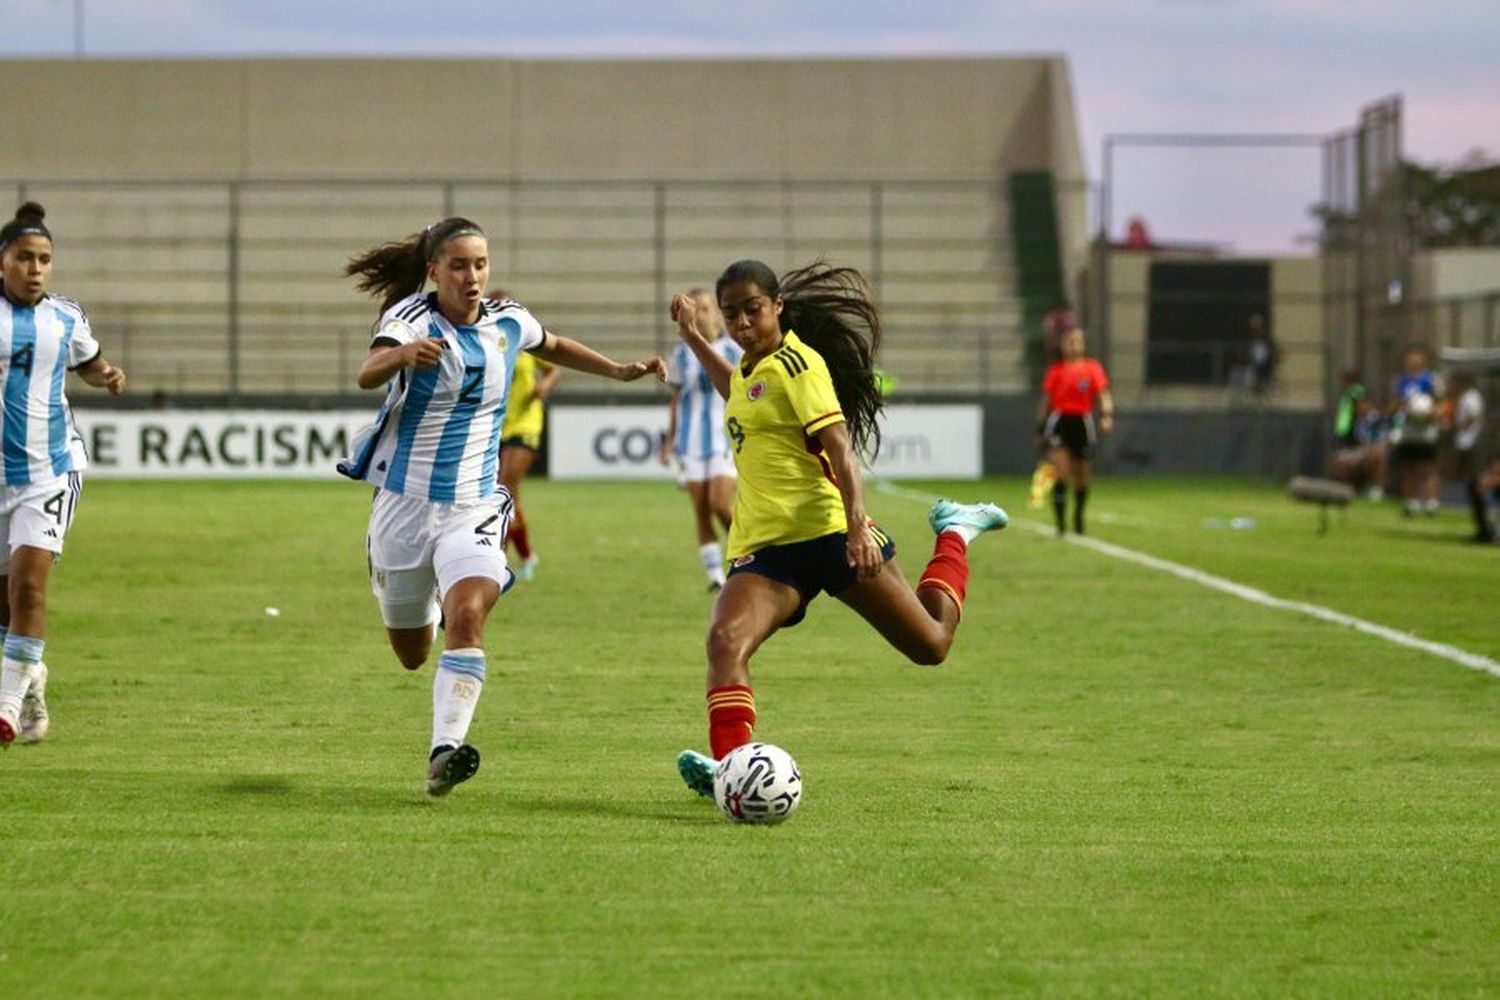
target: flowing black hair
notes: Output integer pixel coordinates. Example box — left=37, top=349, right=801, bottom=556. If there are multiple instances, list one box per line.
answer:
left=717, top=259, right=885, bottom=460
left=345, top=216, right=485, bottom=315
left=0, top=202, right=52, bottom=251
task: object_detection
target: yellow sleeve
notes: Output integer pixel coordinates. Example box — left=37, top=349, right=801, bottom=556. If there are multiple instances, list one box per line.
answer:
left=782, top=349, right=844, bottom=437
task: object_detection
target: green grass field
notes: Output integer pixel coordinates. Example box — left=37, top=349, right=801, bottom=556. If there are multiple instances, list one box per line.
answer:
left=5, top=477, right=1498, bottom=997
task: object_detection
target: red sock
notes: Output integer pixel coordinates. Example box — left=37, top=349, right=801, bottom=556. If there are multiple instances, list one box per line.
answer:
left=918, top=531, right=970, bottom=616
left=706, top=685, right=756, bottom=759
left=508, top=505, right=532, bottom=559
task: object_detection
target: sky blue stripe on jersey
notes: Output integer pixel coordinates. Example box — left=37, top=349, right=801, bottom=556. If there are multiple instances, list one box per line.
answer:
left=385, top=350, right=443, bottom=494
left=48, top=310, right=75, bottom=476
left=676, top=390, right=691, bottom=456
left=696, top=367, right=714, bottom=459
left=3, top=306, right=38, bottom=486
left=427, top=327, right=487, bottom=503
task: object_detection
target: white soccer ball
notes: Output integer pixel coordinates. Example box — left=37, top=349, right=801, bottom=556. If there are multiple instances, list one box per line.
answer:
left=1406, top=391, right=1434, bottom=419
left=713, top=742, right=802, bottom=825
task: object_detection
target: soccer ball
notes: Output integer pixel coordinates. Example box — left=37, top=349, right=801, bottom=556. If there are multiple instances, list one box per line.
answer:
left=713, top=742, right=802, bottom=825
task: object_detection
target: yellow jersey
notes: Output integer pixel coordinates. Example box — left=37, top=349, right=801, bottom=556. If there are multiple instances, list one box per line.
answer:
left=724, top=330, right=847, bottom=558
left=501, top=351, right=552, bottom=444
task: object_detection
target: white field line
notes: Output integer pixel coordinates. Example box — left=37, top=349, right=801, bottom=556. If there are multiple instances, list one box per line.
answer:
left=873, top=480, right=1500, bottom=679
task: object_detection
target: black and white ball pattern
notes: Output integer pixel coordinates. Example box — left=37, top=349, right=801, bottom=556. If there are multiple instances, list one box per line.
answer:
left=713, top=743, right=802, bottom=825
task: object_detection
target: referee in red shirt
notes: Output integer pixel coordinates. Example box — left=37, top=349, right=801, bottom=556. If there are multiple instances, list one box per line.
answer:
left=1036, top=326, right=1114, bottom=535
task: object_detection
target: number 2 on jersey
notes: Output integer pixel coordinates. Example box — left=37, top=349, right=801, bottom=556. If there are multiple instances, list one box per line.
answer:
left=457, top=365, right=485, bottom=406
left=726, top=416, right=745, bottom=453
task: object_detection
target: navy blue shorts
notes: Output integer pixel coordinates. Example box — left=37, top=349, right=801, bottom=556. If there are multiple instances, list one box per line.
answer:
left=727, top=525, right=897, bottom=627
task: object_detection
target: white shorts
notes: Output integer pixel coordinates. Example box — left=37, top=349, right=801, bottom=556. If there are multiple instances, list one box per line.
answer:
left=679, top=452, right=737, bottom=484
left=367, top=487, right=514, bottom=630
left=0, top=472, right=82, bottom=573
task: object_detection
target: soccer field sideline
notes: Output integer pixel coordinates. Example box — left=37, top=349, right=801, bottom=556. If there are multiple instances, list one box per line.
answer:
left=873, top=479, right=1500, bottom=679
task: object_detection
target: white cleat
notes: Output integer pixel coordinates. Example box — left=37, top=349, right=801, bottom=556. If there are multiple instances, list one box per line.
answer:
left=20, top=661, right=49, bottom=743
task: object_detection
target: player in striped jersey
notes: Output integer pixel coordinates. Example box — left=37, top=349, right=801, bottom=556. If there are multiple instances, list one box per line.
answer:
left=0, top=202, right=128, bottom=747
left=669, top=261, right=1008, bottom=797
left=659, top=288, right=742, bottom=590
left=341, top=217, right=665, bottom=796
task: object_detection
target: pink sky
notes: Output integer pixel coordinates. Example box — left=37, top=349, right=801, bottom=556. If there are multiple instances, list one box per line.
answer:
left=5, top=0, right=1497, bottom=254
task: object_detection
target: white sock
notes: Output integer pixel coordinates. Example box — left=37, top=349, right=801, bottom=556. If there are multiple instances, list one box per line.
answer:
left=699, top=541, right=725, bottom=586
left=432, top=647, right=485, bottom=751
left=0, top=633, right=44, bottom=720
left=942, top=525, right=981, bottom=545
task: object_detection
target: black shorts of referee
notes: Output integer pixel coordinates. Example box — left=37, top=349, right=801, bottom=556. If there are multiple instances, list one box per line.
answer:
left=1043, top=411, right=1097, bottom=460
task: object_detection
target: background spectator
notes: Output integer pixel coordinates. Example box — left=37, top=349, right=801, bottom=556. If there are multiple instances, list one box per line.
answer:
left=1389, top=345, right=1443, bottom=517
left=1450, top=372, right=1492, bottom=542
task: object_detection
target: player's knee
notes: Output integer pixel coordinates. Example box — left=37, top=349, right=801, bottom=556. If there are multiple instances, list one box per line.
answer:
left=706, top=619, right=750, bottom=668
left=907, top=632, right=951, bottom=667
left=396, top=647, right=428, bottom=671
left=444, top=601, right=489, bottom=646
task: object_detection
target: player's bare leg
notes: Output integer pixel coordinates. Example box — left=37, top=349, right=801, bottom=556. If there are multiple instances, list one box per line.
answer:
left=386, top=624, right=435, bottom=671
left=838, top=563, right=957, bottom=665
left=838, top=499, right=1006, bottom=664
left=687, top=481, right=726, bottom=590
left=677, top=573, right=800, bottom=796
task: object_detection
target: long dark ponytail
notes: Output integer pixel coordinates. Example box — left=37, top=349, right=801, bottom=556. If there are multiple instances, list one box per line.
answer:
left=716, top=259, right=884, bottom=459
left=345, top=216, right=484, bottom=315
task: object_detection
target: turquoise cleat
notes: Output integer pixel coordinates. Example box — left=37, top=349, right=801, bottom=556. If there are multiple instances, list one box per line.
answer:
left=676, top=749, right=717, bottom=798
left=928, top=499, right=1009, bottom=536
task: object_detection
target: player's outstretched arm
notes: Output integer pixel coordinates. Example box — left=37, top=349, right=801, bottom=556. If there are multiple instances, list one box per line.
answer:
left=76, top=355, right=127, bottom=396
left=668, top=293, right=732, bottom=399
left=817, top=422, right=882, bottom=581
left=534, top=331, right=666, bottom=383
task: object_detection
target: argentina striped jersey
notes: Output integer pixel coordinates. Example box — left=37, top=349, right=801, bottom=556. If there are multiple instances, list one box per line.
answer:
left=0, top=292, right=99, bottom=486
left=668, top=335, right=743, bottom=460
left=339, top=293, right=544, bottom=503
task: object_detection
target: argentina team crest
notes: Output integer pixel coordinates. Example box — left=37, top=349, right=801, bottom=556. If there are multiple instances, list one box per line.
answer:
left=747, top=380, right=766, bottom=401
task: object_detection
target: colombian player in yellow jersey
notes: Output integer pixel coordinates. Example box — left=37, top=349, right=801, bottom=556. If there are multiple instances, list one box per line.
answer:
left=670, top=260, right=1009, bottom=798
left=493, top=293, right=561, bottom=582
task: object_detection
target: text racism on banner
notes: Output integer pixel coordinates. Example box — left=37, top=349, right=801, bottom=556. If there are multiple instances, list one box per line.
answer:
left=72, top=411, right=369, bottom=478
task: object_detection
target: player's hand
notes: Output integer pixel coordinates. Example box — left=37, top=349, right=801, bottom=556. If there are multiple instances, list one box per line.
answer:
left=847, top=522, right=883, bottom=581
left=616, top=357, right=668, bottom=382
left=670, top=294, right=698, bottom=335
left=1099, top=414, right=1115, bottom=436
left=100, top=362, right=127, bottom=396
left=404, top=339, right=446, bottom=369
left=658, top=439, right=673, bottom=466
